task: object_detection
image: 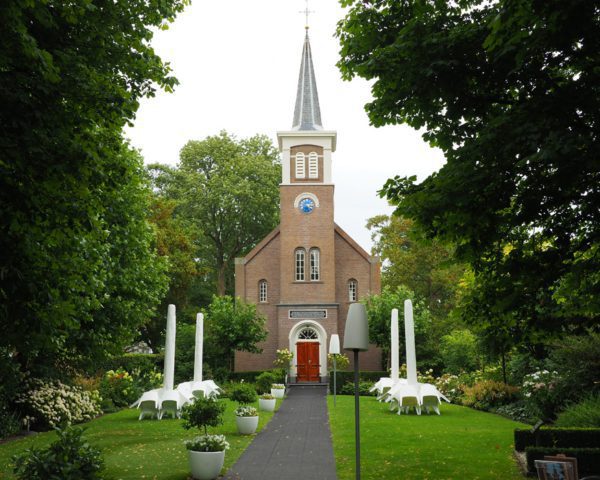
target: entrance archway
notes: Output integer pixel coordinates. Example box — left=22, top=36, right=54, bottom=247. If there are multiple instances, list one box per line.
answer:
left=289, top=321, right=327, bottom=382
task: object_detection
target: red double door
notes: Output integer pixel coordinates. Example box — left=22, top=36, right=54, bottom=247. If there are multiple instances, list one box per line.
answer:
left=296, top=342, right=320, bottom=382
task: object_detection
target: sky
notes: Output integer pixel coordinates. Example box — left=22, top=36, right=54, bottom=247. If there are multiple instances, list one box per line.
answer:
left=126, top=0, right=445, bottom=253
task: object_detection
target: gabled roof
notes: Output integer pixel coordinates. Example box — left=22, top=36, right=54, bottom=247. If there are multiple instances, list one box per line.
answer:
left=291, top=31, right=323, bottom=131
left=334, top=223, right=373, bottom=262
left=241, top=226, right=281, bottom=264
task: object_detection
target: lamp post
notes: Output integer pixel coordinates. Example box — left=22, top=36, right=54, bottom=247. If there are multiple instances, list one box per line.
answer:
left=343, top=303, right=369, bottom=480
left=329, top=334, right=340, bottom=406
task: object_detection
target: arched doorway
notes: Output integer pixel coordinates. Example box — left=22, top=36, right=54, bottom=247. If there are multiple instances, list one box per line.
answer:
left=289, top=321, right=327, bottom=382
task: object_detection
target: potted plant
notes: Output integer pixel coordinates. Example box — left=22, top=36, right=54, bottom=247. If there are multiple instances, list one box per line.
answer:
left=271, top=383, right=285, bottom=399
left=230, top=384, right=259, bottom=435
left=258, top=393, right=276, bottom=412
left=181, top=397, right=228, bottom=480
left=274, top=348, right=294, bottom=385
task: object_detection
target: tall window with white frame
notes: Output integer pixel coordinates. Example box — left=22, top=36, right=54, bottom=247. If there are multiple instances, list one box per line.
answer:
left=348, top=279, right=357, bottom=302
left=295, top=248, right=305, bottom=281
left=310, top=248, right=320, bottom=281
left=295, top=152, right=306, bottom=179
left=308, top=152, right=318, bottom=179
left=259, top=279, right=268, bottom=303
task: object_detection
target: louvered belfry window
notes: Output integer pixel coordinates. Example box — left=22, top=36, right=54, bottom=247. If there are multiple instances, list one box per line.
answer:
left=308, top=152, right=318, bottom=179
left=295, top=152, right=306, bottom=179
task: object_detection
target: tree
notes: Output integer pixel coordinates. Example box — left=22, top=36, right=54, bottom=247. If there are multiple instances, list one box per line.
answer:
left=337, top=1, right=599, bottom=347
left=439, top=329, right=480, bottom=375
left=0, top=0, right=186, bottom=375
left=203, top=295, right=267, bottom=371
left=363, top=285, right=435, bottom=371
left=154, top=131, right=281, bottom=296
left=367, top=214, right=466, bottom=322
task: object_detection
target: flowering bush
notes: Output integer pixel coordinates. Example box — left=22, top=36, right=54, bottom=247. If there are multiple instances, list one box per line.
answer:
left=15, top=379, right=102, bottom=431
left=184, top=434, right=230, bottom=452
left=99, top=368, right=138, bottom=409
left=522, top=370, right=562, bottom=419
left=234, top=406, right=258, bottom=417
left=417, top=368, right=436, bottom=385
left=273, top=348, right=294, bottom=368
left=327, top=353, right=350, bottom=370
left=461, top=380, right=519, bottom=410
left=13, top=425, right=104, bottom=480
left=434, top=373, right=464, bottom=403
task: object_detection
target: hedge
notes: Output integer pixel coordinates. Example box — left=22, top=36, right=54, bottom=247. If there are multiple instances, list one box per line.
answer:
left=229, top=370, right=284, bottom=384
left=329, top=371, right=387, bottom=395
left=514, top=427, right=600, bottom=452
left=525, top=447, right=600, bottom=477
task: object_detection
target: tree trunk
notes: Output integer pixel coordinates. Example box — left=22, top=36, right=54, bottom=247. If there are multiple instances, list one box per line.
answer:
left=216, top=263, right=226, bottom=296
left=501, top=350, right=507, bottom=385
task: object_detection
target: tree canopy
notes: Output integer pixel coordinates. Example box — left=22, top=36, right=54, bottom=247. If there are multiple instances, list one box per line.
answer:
left=337, top=0, right=599, bottom=348
left=151, top=131, right=281, bottom=296
left=0, top=0, right=187, bottom=374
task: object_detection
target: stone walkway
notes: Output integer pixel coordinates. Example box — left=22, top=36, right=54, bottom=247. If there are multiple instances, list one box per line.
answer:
left=223, top=385, right=337, bottom=480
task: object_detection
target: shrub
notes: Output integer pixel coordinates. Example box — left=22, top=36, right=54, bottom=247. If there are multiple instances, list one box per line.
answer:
left=273, top=348, right=294, bottom=369
left=96, top=353, right=163, bottom=378
left=13, top=425, right=104, bottom=480
left=340, top=381, right=376, bottom=396
left=230, top=384, right=258, bottom=405
left=462, top=380, right=519, bottom=410
left=522, top=370, right=562, bottom=420
left=495, top=401, right=536, bottom=424
left=434, top=373, right=464, bottom=403
left=555, top=394, right=600, bottom=428
left=99, top=369, right=139, bottom=409
left=255, top=371, right=279, bottom=394
left=181, top=398, right=225, bottom=436
left=525, top=447, right=600, bottom=478
left=439, top=329, right=479, bottom=374
left=0, top=403, right=21, bottom=439
left=14, top=379, right=101, bottom=430
left=328, top=371, right=387, bottom=394
left=184, top=434, right=229, bottom=452
left=327, top=353, right=350, bottom=371
left=514, top=427, right=600, bottom=452
left=260, top=393, right=275, bottom=400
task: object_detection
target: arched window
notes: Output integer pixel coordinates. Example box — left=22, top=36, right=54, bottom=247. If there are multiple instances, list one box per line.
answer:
left=295, top=152, right=306, bottom=179
left=310, top=248, right=320, bottom=281
left=308, top=152, right=318, bottom=179
left=295, top=248, right=306, bottom=281
left=348, top=279, right=358, bottom=302
left=259, top=280, right=268, bottom=303
left=298, top=326, right=319, bottom=340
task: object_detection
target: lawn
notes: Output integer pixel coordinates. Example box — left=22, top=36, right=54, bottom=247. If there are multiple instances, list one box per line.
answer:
left=327, top=395, right=528, bottom=480
left=0, top=399, right=279, bottom=480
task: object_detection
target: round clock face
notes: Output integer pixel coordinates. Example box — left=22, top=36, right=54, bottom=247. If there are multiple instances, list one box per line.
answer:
left=298, top=197, right=315, bottom=214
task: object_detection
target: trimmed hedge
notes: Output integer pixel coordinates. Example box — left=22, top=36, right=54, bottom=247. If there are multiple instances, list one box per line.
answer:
left=329, top=371, right=387, bottom=395
left=514, top=427, right=600, bottom=452
left=525, top=447, right=600, bottom=477
left=229, top=370, right=284, bottom=384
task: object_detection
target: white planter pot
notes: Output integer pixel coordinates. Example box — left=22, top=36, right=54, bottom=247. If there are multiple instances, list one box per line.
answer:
left=259, top=398, right=276, bottom=412
left=271, top=388, right=285, bottom=399
left=188, top=450, right=225, bottom=480
left=236, top=415, right=259, bottom=434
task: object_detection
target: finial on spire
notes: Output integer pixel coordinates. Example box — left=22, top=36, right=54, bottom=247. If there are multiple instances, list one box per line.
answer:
left=299, top=0, right=314, bottom=30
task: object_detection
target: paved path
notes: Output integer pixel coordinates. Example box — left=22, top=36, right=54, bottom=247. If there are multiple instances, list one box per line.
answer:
left=223, top=385, right=337, bottom=480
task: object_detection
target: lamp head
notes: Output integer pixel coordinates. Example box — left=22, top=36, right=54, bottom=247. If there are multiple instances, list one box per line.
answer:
left=329, top=334, right=340, bottom=355
left=343, top=303, right=369, bottom=352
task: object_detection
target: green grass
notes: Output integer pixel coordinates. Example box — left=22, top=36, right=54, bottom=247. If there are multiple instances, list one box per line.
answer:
left=328, top=395, right=527, bottom=480
left=0, top=399, right=279, bottom=480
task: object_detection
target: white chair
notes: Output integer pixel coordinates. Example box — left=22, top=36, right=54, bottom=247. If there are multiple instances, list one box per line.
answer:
left=158, top=389, right=187, bottom=419
left=392, top=384, right=421, bottom=415
left=420, top=383, right=443, bottom=415
left=132, top=390, right=160, bottom=420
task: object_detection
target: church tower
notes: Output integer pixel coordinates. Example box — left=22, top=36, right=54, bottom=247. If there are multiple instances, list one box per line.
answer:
left=234, top=28, right=381, bottom=381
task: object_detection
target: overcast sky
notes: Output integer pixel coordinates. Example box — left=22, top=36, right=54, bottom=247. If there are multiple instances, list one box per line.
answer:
left=126, top=0, right=445, bottom=252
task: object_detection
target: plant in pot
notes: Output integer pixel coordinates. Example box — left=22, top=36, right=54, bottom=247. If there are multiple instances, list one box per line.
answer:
left=274, top=348, right=294, bottom=385
left=258, top=393, right=276, bottom=412
left=271, top=383, right=285, bottom=399
left=230, top=384, right=259, bottom=435
left=181, top=397, right=228, bottom=480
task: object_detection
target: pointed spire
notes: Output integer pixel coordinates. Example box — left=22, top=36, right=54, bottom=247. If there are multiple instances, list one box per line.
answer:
left=292, top=31, right=323, bottom=131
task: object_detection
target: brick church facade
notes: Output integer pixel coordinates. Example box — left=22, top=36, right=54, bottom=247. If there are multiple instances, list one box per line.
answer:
left=234, top=30, right=381, bottom=381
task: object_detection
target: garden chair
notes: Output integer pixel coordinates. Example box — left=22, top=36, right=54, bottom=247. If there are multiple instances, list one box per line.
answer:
left=392, top=384, right=421, bottom=415
left=132, top=389, right=160, bottom=420
left=420, top=383, right=445, bottom=415
left=158, top=389, right=187, bottom=420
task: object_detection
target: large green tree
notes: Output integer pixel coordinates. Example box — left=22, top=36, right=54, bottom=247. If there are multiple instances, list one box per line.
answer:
left=337, top=0, right=599, bottom=350
left=0, top=0, right=186, bottom=374
left=154, top=131, right=281, bottom=296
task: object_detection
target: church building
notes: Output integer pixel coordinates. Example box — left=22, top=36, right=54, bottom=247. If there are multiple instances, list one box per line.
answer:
left=234, top=29, right=381, bottom=382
